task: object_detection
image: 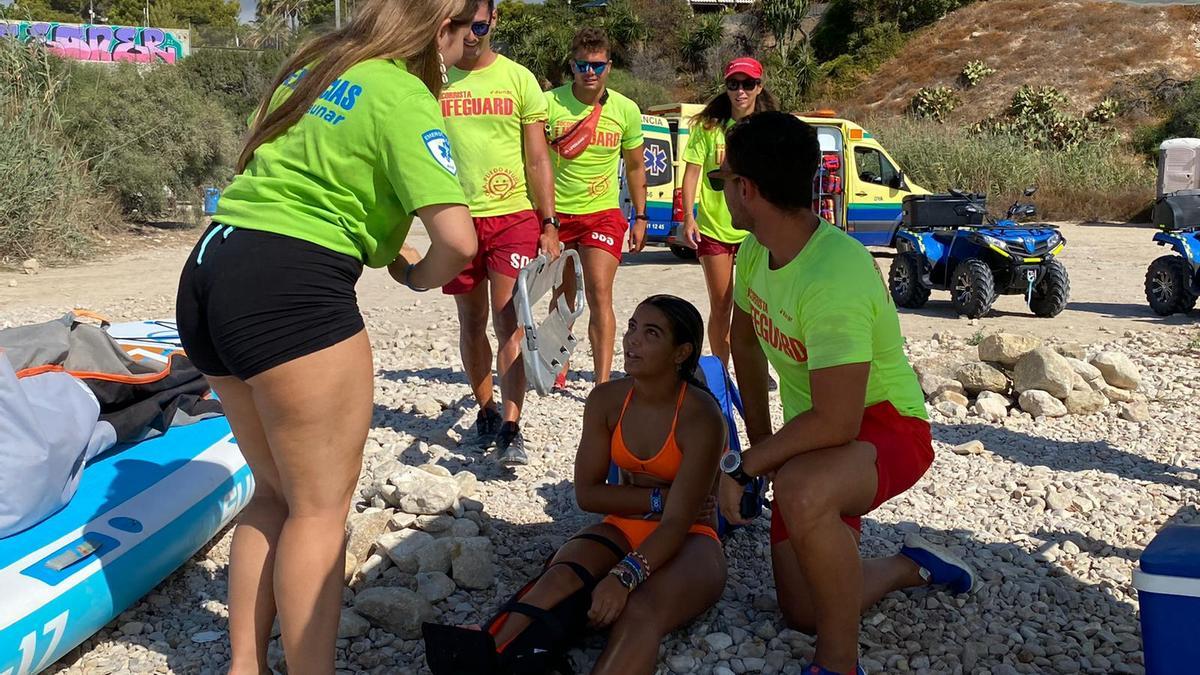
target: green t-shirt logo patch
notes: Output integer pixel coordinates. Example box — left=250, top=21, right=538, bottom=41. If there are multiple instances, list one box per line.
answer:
left=423, top=129, right=457, bottom=176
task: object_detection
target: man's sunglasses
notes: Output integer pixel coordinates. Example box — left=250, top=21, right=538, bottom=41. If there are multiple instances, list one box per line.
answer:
left=707, top=168, right=740, bottom=192
left=572, top=60, right=609, bottom=76
left=471, top=21, right=491, bottom=37
left=726, top=78, right=761, bottom=92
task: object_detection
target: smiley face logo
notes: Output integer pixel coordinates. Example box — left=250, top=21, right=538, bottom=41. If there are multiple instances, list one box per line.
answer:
left=588, top=175, right=611, bottom=197
left=485, top=168, right=517, bottom=200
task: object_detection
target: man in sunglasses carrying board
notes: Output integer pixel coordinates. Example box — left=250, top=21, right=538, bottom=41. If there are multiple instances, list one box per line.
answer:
left=439, top=0, right=559, bottom=464
left=714, top=112, right=977, bottom=675
left=545, top=27, right=647, bottom=388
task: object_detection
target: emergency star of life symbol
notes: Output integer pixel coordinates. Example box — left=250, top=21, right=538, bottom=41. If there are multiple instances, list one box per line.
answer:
left=645, top=145, right=668, bottom=177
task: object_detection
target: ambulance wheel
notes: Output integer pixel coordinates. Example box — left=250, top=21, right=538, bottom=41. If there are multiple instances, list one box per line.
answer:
left=670, top=245, right=697, bottom=260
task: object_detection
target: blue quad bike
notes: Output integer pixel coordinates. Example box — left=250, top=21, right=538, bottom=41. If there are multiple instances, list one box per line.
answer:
left=1144, top=189, right=1200, bottom=316
left=889, top=187, right=1070, bottom=319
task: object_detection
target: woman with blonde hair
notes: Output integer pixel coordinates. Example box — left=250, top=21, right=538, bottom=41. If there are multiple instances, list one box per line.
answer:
left=175, top=0, right=482, bottom=672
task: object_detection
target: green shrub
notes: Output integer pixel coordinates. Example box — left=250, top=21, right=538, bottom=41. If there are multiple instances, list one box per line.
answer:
left=869, top=116, right=1153, bottom=222
left=59, top=62, right=239, bottom=216
left=182, top=48, right=289, bottom=126
left=1136, top=78, right=1200, bottom=156
left=960, top=60, right=994, bottom=87
left=763, top=46, right=820, bottom=112
left=1086, top=97, right=1121, bottom=124
left=607, top=68, right=671, bottom=109
left=0, top=40, right=110, bottom=262
left=973, top=85, right=1111, bottom=152
left=909, top=86, right=958, bottom=122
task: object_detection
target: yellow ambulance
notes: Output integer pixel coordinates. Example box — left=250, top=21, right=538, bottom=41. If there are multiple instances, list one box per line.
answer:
left=641, top=104, right=928, bottom=257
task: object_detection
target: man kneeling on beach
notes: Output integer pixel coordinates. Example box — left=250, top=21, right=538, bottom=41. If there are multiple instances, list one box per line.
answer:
left=715, top=111, right=977, bottom=675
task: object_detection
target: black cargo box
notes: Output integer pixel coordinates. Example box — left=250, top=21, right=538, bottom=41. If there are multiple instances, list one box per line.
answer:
left=902, top=193, right=986, bottom=229
left=1154, top=189, right=1200, bottom=230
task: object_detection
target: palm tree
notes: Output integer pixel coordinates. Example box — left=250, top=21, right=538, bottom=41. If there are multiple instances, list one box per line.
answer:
left=249, top=12, right=291, bottom=49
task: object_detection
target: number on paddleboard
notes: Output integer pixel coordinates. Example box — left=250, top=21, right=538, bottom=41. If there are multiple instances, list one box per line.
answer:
left=3, top=611, right=69, bottom=675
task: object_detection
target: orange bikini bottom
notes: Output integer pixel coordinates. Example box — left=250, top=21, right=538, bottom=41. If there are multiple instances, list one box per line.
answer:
left=601, top=515, right=719, bottom=549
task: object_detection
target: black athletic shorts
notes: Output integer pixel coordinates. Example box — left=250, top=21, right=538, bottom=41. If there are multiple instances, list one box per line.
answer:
left=176, top=223, right=365, bottom=380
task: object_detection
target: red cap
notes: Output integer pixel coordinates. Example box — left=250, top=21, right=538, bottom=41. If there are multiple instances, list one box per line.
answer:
left=724, top=57, right=764, bottom=80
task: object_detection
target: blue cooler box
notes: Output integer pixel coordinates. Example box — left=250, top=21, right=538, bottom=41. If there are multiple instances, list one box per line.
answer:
left=1134, top=524, right=1200, bottom=674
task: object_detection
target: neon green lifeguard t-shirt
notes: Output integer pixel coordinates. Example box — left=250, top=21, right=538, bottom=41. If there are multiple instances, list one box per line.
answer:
left=545, top=85, right=644, bottom=215
left=682, top=119, right=746, bottom=245
left=733, top=221, right=927, bottom=422
left=215, top=58, right=467, bottom=268
left=441, top=54, right=547, bottom=217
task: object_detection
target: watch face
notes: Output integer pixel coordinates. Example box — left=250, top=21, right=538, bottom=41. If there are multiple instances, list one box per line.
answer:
left=720, top=451, right=741, bottom=473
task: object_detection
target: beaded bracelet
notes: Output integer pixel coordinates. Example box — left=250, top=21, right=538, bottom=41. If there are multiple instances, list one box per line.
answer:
left=629, top=550, right=651, bottom=577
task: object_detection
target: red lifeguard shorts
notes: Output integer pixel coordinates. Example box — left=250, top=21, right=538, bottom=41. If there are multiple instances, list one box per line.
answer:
left=770, top=401, right=934, bottom=542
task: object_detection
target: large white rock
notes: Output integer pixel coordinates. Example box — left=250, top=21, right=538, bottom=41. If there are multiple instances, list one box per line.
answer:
left=353, top=587, right=436, bottom=639
left=451, top=537, right=495, bottom=590
left=972, top=392, right=1009, bottom=422
left=1013, top=347, right=1074, bottom=399
left=388, top=468, right=460, bottom=515
left=978, top=333, right=1042, bottom=366
left=344, top=510, right=393, bottom=565
left=956, top=362, right=1009, bottom=395
left=1090, top=352, right=1141, bottom=390
left=1065, top=389, right=1108, bottom=415
left=377, top=529, right=435, bottom=573
left=1018, top=390, right=1068, bottom=418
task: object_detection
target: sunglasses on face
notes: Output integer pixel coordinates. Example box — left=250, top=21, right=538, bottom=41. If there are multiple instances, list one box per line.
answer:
left=726, top=78, right=761, bottom=92
left=470, top=21, right=491, bottom=37
left=572, top=60, right=609, bottom=76
left=707, top=168, right=740, bottom=192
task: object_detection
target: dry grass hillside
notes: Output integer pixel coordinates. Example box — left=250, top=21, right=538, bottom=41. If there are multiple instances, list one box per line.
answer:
left=836, top=0, right=1200, bottom=122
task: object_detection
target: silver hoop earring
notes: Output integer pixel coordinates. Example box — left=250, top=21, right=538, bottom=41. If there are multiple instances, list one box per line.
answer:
left=438, top=51, right=448, bottom=84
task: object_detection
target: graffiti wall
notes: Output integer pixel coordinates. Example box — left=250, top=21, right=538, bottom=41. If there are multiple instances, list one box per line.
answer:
left=0, top=21, right=190, bottom=64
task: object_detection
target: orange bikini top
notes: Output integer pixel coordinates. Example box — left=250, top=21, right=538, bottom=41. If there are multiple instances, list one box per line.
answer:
left=610, top=383, right=687, bottom=482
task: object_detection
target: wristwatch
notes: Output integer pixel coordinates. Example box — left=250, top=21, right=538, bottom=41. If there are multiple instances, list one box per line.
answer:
left=609, top=563, right=638, bottom=590
left=720, top=450, right=754, bottom=485
left=542, top=216, right=560, bottom=230
left=634, top=214, right=649, bottom=221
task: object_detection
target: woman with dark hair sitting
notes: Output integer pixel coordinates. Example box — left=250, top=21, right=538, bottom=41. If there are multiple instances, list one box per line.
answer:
left=426, top=295, right=727, bottom=674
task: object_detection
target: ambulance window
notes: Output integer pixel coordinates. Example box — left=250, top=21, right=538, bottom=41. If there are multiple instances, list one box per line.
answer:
left=854, top=147, right=898, bottom=186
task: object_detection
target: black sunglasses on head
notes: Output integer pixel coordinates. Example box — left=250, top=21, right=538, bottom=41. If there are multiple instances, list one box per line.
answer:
left=725, top=78, right=761, bottom=92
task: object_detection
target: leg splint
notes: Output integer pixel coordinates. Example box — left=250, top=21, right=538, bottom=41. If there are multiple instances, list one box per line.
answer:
left=514, top=251, right=585, bottom=396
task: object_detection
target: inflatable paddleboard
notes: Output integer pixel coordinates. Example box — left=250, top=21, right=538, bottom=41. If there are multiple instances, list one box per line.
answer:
left=0, top=319, right=250, bottom=675
left=105, top=320, right=182, bottom=365
left=0, top=418, right=251, bottom=675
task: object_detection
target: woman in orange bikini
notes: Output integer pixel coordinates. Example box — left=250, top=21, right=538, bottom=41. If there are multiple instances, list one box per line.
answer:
left=487, top=295, right=727, bottom=672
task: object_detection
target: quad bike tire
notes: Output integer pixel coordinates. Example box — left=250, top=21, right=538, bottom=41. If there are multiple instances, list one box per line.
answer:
left=669, top=245, right=697, bottom=260
left=1144, top=255, right=1198, bottom=316
left=889, top=251, right=932, bottom=308
left=1030, top=259, right=1070, bottom=318
left=951, top=258, right=996, bottom=319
